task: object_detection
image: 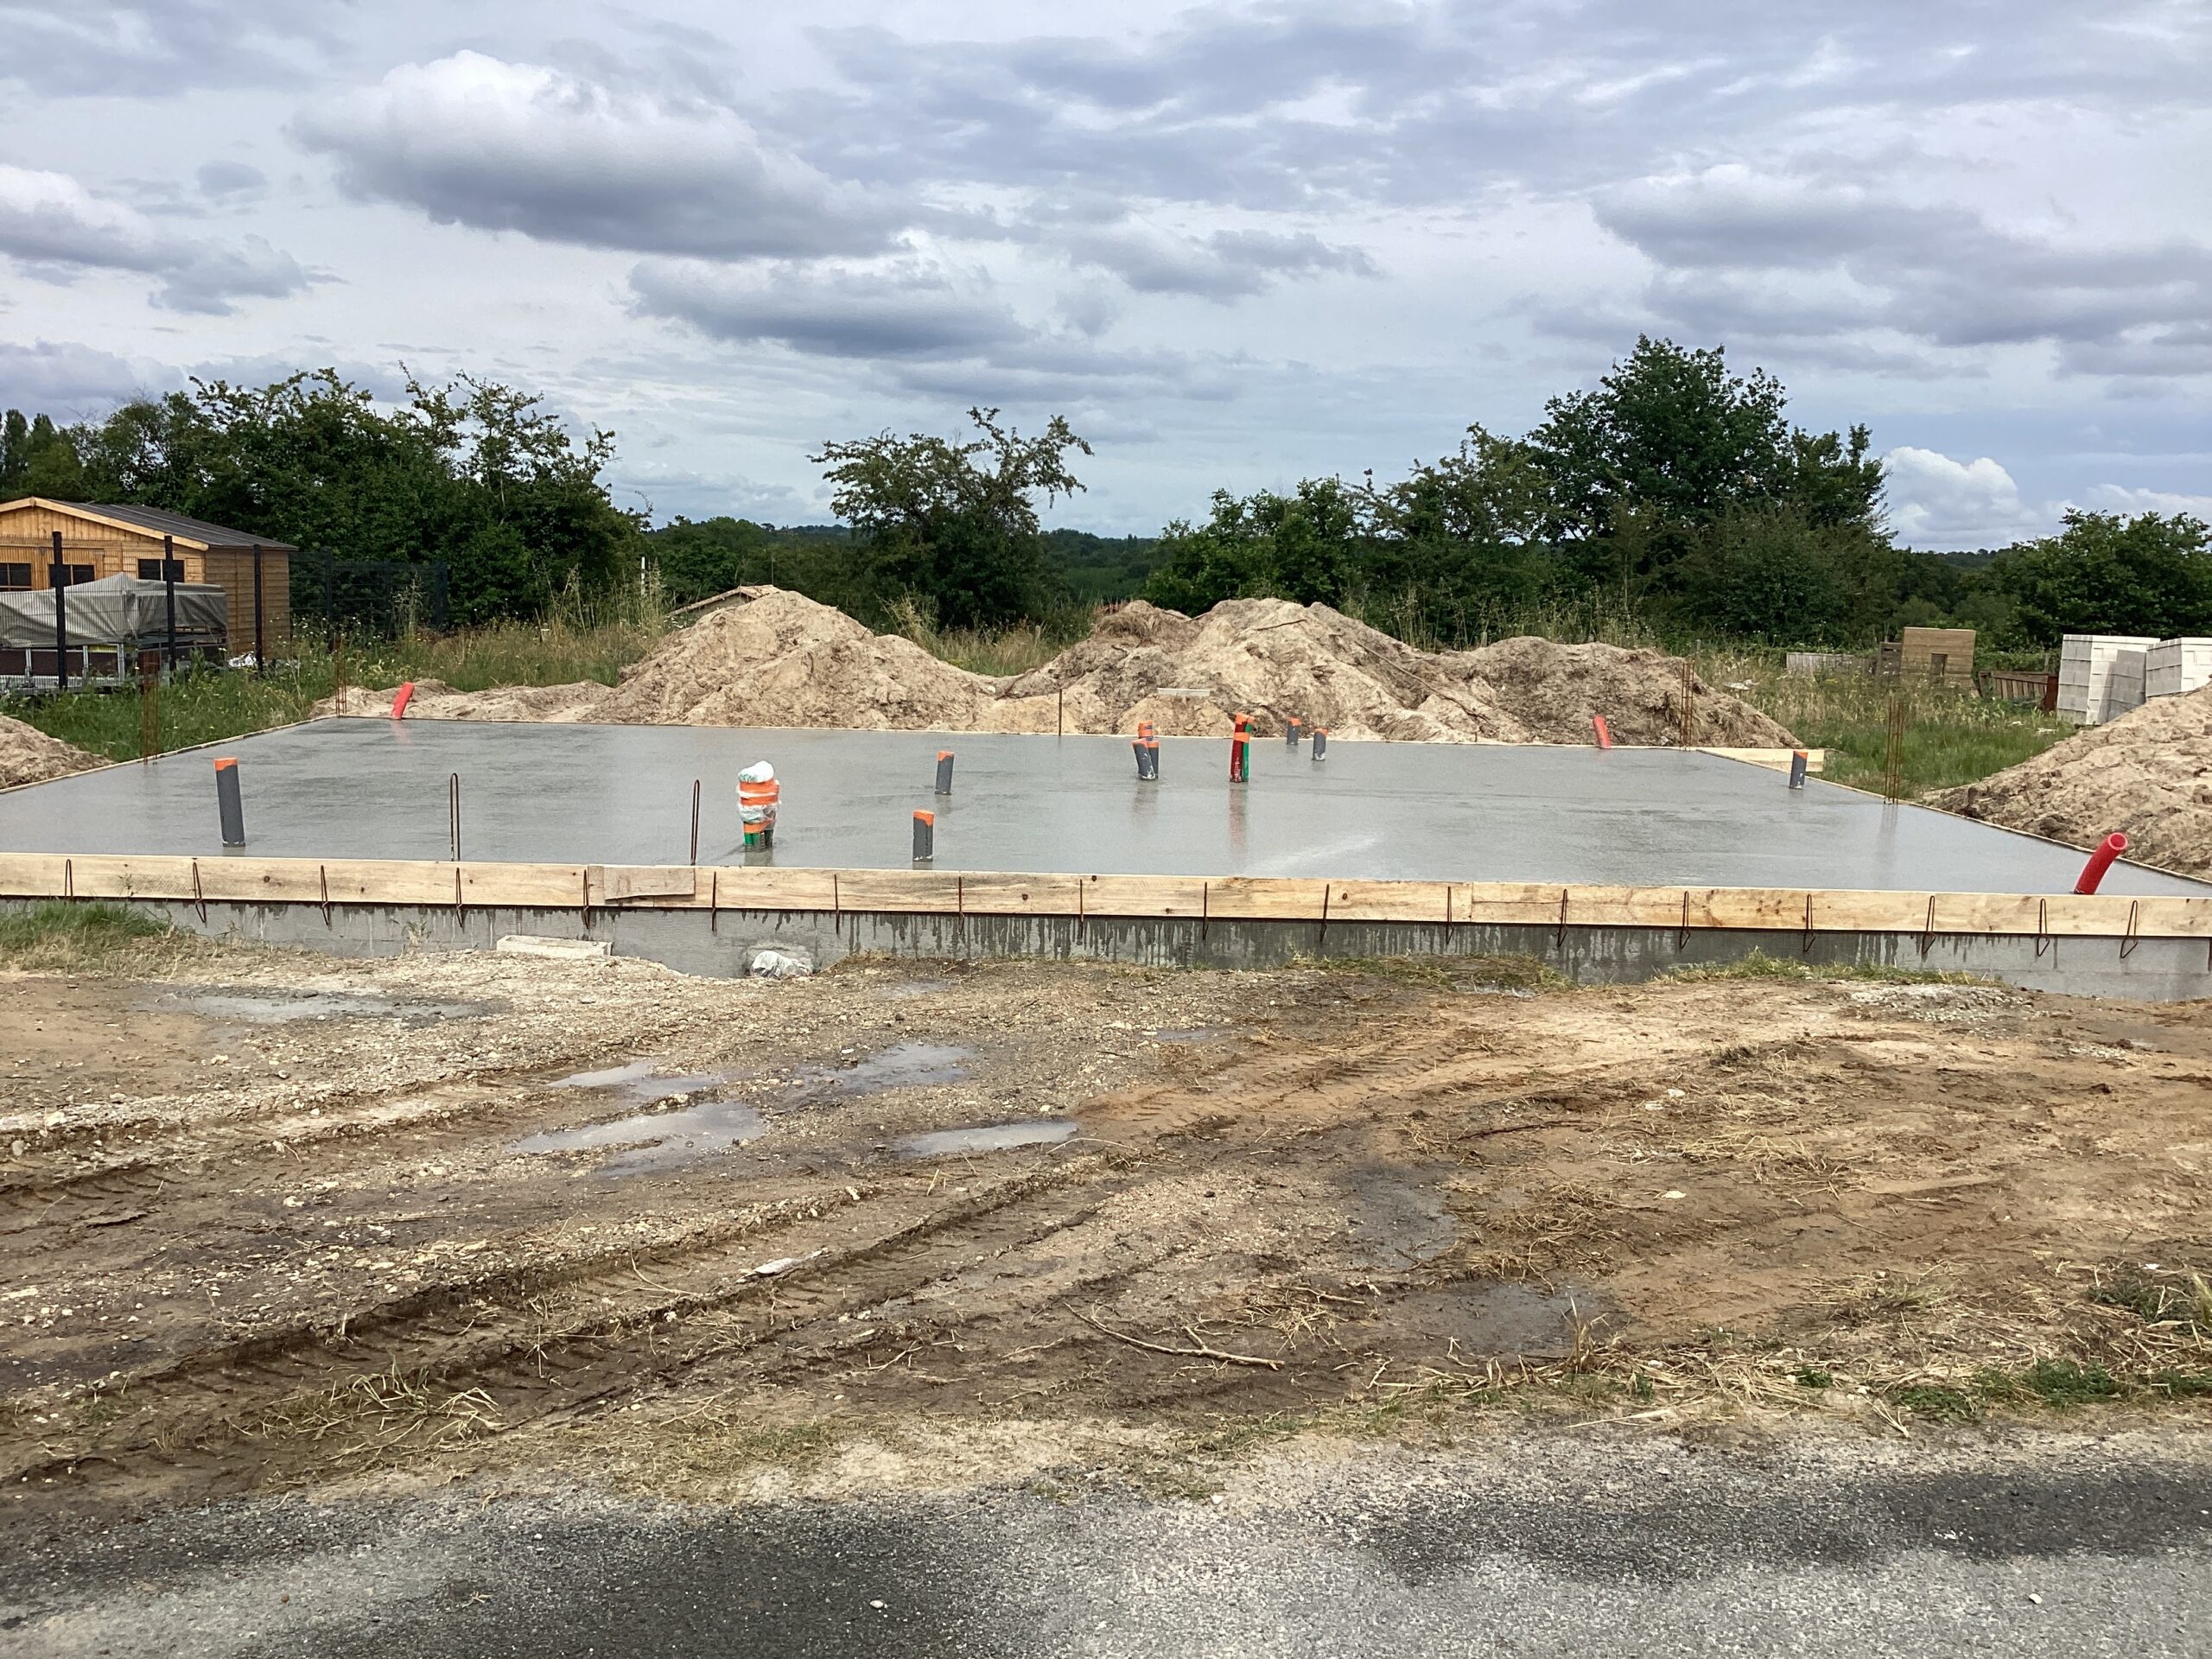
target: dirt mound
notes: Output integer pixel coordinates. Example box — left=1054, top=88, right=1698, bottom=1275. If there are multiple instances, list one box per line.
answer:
left=1006, top=598, right=1791, bottom=746
left=1929, top=687, right=2212, bottom=874
left=315, top=588, right=1795, bottom=748
left=1456, top=636, right=1796, bottom=747
left=0, top=714, right=101, bottom=789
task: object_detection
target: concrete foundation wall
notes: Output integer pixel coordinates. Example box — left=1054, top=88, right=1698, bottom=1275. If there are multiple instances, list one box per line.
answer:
left=26, top=897, right=2209, bottom=1002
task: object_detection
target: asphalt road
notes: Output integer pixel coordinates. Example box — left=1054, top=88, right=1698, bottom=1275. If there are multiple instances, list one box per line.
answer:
left=5, top=1432, right=2210, bottom=1657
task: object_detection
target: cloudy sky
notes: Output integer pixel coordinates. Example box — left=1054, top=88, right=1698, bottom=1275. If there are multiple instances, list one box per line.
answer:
left=1, top=1, right=2207, bottom=546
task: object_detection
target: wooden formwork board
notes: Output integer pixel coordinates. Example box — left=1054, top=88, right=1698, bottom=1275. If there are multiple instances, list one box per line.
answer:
left=0, top=853, right=2205, bottom=942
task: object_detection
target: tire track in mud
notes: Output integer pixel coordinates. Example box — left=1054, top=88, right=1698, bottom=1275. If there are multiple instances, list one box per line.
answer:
left=3, top=991, right=1796, bottom=1499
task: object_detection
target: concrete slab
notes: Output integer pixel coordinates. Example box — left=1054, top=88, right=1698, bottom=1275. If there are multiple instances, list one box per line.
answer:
left=0, top=717, right=2200, bottom=896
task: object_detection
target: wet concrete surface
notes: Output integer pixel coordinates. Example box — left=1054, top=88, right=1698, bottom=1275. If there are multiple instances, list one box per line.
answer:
left=5, top=1436, right=2208, bottom=1657
left=3, top=718, right=2201, bottom=895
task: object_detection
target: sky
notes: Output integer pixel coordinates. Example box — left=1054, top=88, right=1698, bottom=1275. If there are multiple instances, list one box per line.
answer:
left=0, top=0, right=2207, bottom=549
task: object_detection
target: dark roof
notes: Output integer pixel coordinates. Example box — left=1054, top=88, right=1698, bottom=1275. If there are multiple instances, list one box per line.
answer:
left=67, top=501, right=296, bottom=551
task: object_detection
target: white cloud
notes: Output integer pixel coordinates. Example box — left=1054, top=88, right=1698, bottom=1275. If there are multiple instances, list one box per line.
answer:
left=0, top=339, right=177, bottom=409
left=293, top=52, right=908, bottom=259
left=0, top=163, right=310, bottom=314
left=2084, top=484, right=2212, bottom=518
left=1884, top=446, right=2053, bottom=548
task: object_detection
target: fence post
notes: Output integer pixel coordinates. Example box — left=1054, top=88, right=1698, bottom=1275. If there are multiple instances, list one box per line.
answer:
left=49, top=530, right=67, bottom=691
left=163, top=534, right=178, bottom=673
left=251, top=543, right=266, bottom=676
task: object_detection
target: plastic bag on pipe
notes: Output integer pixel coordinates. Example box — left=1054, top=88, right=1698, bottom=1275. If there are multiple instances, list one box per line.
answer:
left=737, top=761, right=776, bottom=784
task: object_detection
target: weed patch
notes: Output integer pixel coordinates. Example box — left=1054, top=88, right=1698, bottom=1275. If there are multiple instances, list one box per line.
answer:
left=0, top=900, right=175, bottom=969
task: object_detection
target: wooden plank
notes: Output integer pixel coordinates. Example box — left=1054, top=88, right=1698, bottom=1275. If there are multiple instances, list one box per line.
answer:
left=588, top=864, right=700, bottom=902
left=1699, top=747, right=1826, bottom=775
left=0, top=853, right=2207, bottom=939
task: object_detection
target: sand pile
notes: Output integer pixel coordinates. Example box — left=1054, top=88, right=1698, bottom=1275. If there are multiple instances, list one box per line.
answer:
left=0, top=715, right=101, bottom=789
left=317, top=587, right=1795, bottom=748
left=1929, top=687, right=2212, bottom=875
left=1456, top=635, right=1795, bottom=747
left=1005, top=597, right=1793, bottom=746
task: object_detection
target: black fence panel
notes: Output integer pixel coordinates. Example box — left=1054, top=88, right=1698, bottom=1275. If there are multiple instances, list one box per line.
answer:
left=290, top=550, right=451, bottom=640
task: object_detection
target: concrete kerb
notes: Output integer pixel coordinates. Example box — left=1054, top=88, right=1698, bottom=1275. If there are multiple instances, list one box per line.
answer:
left=14, top=894, right=2205, bottom=1001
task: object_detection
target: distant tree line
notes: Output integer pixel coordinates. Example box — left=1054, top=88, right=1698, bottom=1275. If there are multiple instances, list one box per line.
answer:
left=1138, top=337, right=2210, bottom=651
left=6, top=345, right=2204, bottom=651
left=0, top=371, right=643, bottom=626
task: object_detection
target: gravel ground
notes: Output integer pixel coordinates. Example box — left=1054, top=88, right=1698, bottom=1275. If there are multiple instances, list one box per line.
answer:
left=6, top=1429, right=2210, bottom=1657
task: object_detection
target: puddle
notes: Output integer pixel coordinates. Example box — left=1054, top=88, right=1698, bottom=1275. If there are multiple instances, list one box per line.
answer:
left=1344, top=1164, right=1459, bottom=1268
left=895, top=1120, right=1077, bottom=1158
left=512, top=1098, right=767, bottom=1176
left=141, top=988, right=497, bottom=1026
left=1151, top=1027, right=1229, bottom=1045
left=518, top=1044, right=971, bottom=1174
left=548, top=1060, right=732, bottom=1104
left=1382, top=1282, right=1599, bottom=1359
left=881, top=979, right=951, bottom=1001
left=790, top=1042, right=973, bottom=1097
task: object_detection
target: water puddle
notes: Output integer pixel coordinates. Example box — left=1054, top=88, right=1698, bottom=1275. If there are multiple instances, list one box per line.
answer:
left=1344, top=1164, right=1460, bottom=1268
left=141, top=988, right=497, bottom=1026
left=517, top=1044, right=974, bottom=1174
left=512, top=1098, right=767, bottom=1176
left=895, top=1120, right=1077, bottom=1158
left=1382, top=1281, right=1598, bottom=1359
left=882, top=979, right=952, bottom=1001
left=788, top=1042, right=973, bottom=1097
left=1150, top=1027, right=1229, bottom=1045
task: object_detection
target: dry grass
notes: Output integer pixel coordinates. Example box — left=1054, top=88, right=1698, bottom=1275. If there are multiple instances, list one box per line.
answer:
left=257, top=1363, right=504, bottom=1467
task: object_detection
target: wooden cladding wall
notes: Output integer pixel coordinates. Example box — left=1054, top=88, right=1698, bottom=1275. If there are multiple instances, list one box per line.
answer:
left=0, top=854, right=2204, bottom=942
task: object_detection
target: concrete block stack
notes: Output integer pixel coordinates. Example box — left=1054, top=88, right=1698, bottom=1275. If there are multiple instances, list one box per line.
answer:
left=2145, top=638, right=2212, bottom=701
left=2059, top=633, right=2160, bottom=724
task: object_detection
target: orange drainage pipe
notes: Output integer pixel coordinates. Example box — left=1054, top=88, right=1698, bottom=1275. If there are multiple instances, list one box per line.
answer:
left=912, top=809, right=935, bottom=863
left=1230, top=712, right=1250, bottom=782
left=935, top=750, right=955, bottom=795
left=2075, top=832, right=2128, bottom=894
left=1592, top=715, right=1611, bottom=749
left=390, top=681, right=416, bottom=719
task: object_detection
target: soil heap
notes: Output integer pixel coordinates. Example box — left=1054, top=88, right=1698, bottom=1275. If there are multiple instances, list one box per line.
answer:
left=1929, top=686, right=2212, bottom=875
left=319, top=588, right=1795, bottom=748
left=0, top=715, right=100, bottom=790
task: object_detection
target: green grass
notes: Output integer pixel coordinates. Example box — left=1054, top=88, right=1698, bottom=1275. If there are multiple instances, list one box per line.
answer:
left=2089, top=1273, right=2212, bottom=1332
left=885, top=595, right=1096, bottom=677
left=5, top=620, right=667, bottom=764
left=1895, top=1383, right=1981, bottom=1423
left=1691, top=646, right=2075, bottom=797
left=0, top=900, right=172, bottom=968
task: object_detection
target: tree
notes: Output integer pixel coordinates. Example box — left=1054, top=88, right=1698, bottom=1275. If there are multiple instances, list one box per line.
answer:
left=1142, top=478, right=1368, bottom=613
left=1529, top=336, right=1885, bottom=601
left=812, top=408, right=1090, bottom=628
left=1992, top=511, right=2212, bottom=644
left=11, top=369, right=645, bottom=626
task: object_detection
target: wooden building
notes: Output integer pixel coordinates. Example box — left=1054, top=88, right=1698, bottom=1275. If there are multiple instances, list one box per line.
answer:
left=0, top=498, right=294, bottom=652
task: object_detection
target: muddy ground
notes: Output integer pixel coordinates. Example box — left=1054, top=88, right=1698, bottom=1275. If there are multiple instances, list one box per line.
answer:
left=3, top=938, right=2210, bottom=1526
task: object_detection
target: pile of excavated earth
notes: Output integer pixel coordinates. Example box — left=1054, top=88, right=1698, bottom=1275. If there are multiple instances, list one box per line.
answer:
left=1931, top=683, right=2212, bottom=875
left=321, top=587, right=1795, bottom=747
left=0, top=713, right=99, bottom=790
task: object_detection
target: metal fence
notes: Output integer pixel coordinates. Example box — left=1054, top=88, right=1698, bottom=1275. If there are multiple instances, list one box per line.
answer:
left=290, top=550, right=451, bottom=640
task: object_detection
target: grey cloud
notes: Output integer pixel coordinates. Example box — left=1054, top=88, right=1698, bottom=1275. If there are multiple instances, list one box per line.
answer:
left=0, top=163, right=312, bottom=314
left=628, top=257, right=1229, bottom=404
left=293, top=52, right=909, bottom=259
left=0, top=1, right=340, bottom=96
left=1065, top=223, right=1376, bottom=299
left=777, top=3, right=2209, bottom=209
left=197, top=162, right=268, bottom=201
left=629, top=261, right=1025, bottom=360
left=0, top=340, right=177, bottom=410
left=1591, top=166, right=2212, bottom=375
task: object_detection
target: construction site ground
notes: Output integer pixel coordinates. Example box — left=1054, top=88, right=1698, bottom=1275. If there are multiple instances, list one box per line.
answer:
left=5, top=933, right=2212, bottom=1533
